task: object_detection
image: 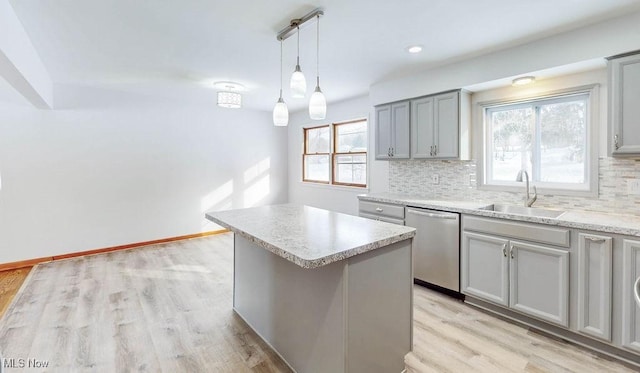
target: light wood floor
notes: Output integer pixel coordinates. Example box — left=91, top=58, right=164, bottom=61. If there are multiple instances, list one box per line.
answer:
left=407, top=286, right=638, bottom=373
left=0, top=233, right=638, bottom=372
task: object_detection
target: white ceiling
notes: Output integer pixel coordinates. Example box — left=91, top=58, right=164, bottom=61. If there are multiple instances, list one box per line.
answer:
left=6, top=0, right=640, bottom=112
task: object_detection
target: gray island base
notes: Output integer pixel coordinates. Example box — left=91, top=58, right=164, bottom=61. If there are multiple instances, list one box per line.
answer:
left=206, top=204, right=416, bottom=373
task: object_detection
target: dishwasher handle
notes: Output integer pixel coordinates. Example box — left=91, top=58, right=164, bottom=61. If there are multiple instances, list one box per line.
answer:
left=407, top=209, right=458, bottom=220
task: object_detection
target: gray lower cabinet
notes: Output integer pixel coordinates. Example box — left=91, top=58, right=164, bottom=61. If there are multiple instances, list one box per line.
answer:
left=577, top=233, right=613, bottom=342
left=509, top=240, right=570, bottom=327
left=622, top=239, right=640, bottom=353
left=461, top=231, right=509, bottom=306
left=358, top=200, right=405, bottom=225
left=461, top=217, right=570, bottom=327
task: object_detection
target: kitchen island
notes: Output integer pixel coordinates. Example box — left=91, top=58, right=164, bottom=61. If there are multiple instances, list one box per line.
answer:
left=206, top=204, right=416, bottom=373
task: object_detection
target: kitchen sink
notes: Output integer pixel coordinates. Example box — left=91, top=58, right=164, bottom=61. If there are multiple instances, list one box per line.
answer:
left=479, top=204, right=566, bottom=219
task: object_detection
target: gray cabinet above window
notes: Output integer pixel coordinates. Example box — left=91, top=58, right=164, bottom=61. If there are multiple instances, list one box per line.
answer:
left=609, top=51, right=640, bottom=156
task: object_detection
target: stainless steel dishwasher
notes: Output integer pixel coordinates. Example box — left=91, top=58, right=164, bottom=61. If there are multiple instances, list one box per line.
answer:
left=405, top=207, right=460, bottom=294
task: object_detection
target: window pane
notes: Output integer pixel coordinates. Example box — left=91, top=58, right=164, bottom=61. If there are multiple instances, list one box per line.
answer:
left=489, top=106, right=533, bottom=182
left=306, top=126, right=330, bottom=153
left=539, top=99, right=587, bottom=184
left=304, top=155, right=330, bottom=182
left=334, top=155, right=366, bottom=185
left=336, top=121, right=367, bottom=152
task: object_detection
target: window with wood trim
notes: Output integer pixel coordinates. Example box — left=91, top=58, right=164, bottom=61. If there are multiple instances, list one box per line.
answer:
left=303, top=119, right=367, bottom=187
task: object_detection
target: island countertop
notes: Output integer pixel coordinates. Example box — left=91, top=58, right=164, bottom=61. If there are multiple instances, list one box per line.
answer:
left=205, top=204, right=416, bottom=269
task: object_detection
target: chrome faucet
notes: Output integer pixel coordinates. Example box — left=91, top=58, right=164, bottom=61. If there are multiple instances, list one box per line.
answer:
left=516, top=170, right=537, bottom=207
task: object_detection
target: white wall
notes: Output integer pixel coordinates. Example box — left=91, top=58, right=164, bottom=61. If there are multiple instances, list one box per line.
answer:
left=370, top=10, right=640, bottom=106
left=287, top=95, right=386, bottom=216
left=0, top=84, right=288, bottom=263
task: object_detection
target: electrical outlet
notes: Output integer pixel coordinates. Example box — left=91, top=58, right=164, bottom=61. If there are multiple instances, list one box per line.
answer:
left=431, top=174, right=440, bottom=185
left=628, top=179, right=640, bottom=195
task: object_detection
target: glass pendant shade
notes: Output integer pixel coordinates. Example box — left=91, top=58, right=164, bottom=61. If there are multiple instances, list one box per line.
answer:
left=290, top=65, right=306, bottom=98
left=273, top=96, right=289, bottom=126
left=309, top=85, right=326, bottom=120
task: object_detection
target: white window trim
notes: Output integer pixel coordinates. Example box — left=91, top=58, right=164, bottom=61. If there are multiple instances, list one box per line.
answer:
left=477, top=84, right=599, bottom=198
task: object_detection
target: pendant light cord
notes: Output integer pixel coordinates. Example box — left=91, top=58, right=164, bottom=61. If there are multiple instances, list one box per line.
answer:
left=316, top=15, right=320, bottom=84
left=277, top=40, right=283, bottom=98
left=296, top=26, right=300, bottom=65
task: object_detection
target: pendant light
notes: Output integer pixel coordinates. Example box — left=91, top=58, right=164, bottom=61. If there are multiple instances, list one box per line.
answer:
left=309, top=14, right=326, bottom=120
left=289, top=24, right=307, bottom=98
left=273, top=40, right=289, bottom=126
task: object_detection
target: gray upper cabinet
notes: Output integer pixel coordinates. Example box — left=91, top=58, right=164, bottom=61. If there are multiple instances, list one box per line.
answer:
left=375, top=101, right=410, bottom=159
left=411, top=91, right=464, bottom=159
left=609, top=51, right=640, bottom=155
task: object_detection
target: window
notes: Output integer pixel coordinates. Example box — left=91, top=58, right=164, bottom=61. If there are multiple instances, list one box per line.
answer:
left=303, top=119, right=367, bottom=187
left=483, top=88, right=596, bottom=194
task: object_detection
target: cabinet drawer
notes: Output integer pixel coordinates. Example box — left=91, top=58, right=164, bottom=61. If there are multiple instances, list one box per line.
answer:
left=462, top=215, right=570, bottom=248
left=359, top=212, right=405, bottom=225
left=359, top=201, right=405, bottom=219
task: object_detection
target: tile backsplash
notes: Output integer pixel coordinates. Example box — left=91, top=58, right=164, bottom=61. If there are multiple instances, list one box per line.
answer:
left=389, top=157, right=640, bottom=215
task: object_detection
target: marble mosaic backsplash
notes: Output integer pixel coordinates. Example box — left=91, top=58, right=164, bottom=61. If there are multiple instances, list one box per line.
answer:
left=389, top=157, right=640, bottom=215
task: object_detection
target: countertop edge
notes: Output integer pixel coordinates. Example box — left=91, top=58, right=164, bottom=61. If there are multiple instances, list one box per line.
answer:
left=359, top=194, right=640, bottom=238
left=206, top=212, right=416, bottom=269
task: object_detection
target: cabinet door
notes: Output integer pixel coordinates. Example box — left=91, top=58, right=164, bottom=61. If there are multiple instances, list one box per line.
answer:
left=434, top=91, right=459, bottom=158
left=410, top=96, right=435, bottom=158
left=509, top=240, right=569, bottom=327
left=610, top=53, right=640, bottom=155
left=577, top=233, right=612, bottom=341
left=461, top=231, right=509, bottom=306
left=391, top=102, right=410, bottom=158
left=375, top=105, right=392, bottom=159
left=622, top=239, right=640, bottom=353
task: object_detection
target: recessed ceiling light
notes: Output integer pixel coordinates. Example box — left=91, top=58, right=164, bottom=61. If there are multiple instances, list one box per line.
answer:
left=214, top=81, right=245, bottom=91
left=406, top=45, right=423, bottom=54
left=512, top=76, right=535, bottom=86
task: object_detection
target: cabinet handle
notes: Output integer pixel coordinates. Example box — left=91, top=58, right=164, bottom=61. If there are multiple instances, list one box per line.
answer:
left=434, top=145, right=437, bottom=156
left=387, top=147, right=391, bottom=157
left=634, top=276, right=640, bottom=309
left=391, top=147, right=394, bottom=156
left=510, top=245, right=515, bottom=259
left=502, top=244, right=507, bottom=257
left=614, top=134, right=620, bottom=150
left=375, top=207, right=383, bottom=212
left=585, top=236, right=606, bottom=243
left=430, top=145, right=433, bottom=156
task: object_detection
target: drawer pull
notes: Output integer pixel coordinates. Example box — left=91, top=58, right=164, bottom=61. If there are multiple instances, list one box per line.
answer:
left=635, top=276, right=640, bottom=309
left=375, top=207, right=383, bottom=212
left=586, top=236, right=606, bottom=243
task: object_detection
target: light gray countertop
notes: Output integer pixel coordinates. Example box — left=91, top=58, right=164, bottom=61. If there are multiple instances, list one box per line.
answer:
left=359, top=193, right=640, bottom=237
left=205, top=204, right=416, bottom=269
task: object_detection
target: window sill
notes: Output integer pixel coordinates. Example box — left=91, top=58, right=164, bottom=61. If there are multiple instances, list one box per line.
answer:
left=299, top=181, right=369, bottom=193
